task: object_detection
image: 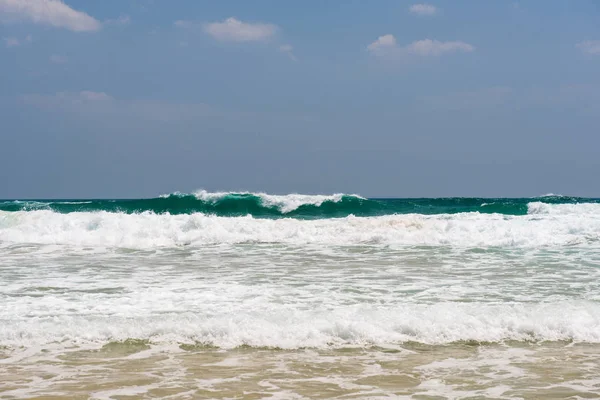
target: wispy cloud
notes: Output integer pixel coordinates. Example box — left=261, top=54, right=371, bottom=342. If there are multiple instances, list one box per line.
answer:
left=19, top=91, right=315, bottom=124
left=421, top=87, right=514, bottom=110
left=576, top=40, right=600, bottom=55
left=3, top=36, right=20, bottom=47
left=203, top=17, right=277, bottom=42
left=407, top=39, right=474, bottom=56
left=279, top=44, right=296, bottom=61
left=22, top=91, right=112, bottom=106
left=420, top=84, right=600, bottom=113
left=20, top=91, right=216, bottom=122
left=0, top=0, right=101, bottom=32
left=3, top=34, right=31, bottom=47
left=368, top=35, right=474, bottom=58
left=77, top=91, right=112, bottom=101
left=105, top=14, right=130, bottom=26
left=174, top=19, right=191, bottom=29
left=50, top=54, right=68, bottom=64
left=409, top=4, right=438, bottom=16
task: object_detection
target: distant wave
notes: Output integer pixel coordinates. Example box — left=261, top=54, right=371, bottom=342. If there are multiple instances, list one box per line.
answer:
left=1, top=191, right=598, bottom=218
left=166, top=190, right=371, bottom=215
left=0, top=192, right=373, bottom=218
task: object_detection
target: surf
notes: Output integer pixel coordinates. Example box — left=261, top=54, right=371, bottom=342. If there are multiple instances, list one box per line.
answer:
left=0, top=191, right=597, bottom=218
left=1, top=204, right=600, bottom=249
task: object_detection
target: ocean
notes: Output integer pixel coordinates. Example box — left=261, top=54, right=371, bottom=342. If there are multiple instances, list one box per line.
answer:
left=1, top=192, right=600, bottom=399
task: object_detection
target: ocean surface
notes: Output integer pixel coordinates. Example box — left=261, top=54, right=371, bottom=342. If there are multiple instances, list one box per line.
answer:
left=1, top=192, right=600, bottom=399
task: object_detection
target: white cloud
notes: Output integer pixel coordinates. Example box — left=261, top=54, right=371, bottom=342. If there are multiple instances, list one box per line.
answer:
left=50, top=54, right=67, bottom=63
left=279, top=44, right=296, bottom=61
left=367, top=34, right=396, bottom=51
left=204, top=17, right=277, bottom=42
left=368, top=35, right=474, bottom=57
left=409, top=4, right=437, bottom=15
left=577, top=40, right=600, bottom=55
left=0, top=0, right=101, bottom=32
left=3, top=34, right=31, bottom=47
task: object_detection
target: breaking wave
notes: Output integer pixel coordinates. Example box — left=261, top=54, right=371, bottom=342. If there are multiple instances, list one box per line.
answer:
left=1, top=201, right=600, bottom=248
left=0, top=191, right=597, bottom=218
left=3, top=301, right=600, bottom=349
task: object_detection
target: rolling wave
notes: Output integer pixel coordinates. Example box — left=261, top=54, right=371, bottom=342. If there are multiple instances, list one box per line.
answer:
left=0, top=191, right=597, bottom=218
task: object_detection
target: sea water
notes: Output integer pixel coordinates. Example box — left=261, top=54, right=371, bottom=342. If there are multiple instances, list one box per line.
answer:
left=1, top=193, right=600, bottom=399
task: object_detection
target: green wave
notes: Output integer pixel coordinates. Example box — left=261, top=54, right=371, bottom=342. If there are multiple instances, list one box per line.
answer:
left=0, top=194, right=596, bottom=219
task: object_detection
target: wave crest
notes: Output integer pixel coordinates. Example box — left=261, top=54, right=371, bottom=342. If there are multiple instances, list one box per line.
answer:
left=190, top=190, right=365, bottom=213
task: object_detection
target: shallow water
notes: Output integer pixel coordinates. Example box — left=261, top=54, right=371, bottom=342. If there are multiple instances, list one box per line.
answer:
left=3, top=343, right=600, bottom=399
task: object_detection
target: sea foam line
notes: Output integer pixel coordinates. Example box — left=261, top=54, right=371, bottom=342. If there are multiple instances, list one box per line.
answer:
left=2, top=301, right=600, bottom=349
left=1, top=205, right=600, bottom=248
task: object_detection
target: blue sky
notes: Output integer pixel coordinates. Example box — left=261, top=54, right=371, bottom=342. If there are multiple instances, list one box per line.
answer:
left=1, top=0, right=599, bottom=198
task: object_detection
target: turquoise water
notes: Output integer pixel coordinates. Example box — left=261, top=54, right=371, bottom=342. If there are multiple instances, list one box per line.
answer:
left=0, top=193, right=597, bottom=218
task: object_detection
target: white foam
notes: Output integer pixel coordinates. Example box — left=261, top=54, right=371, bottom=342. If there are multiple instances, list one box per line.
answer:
left=1, top=203, right=600, bottom=248
left=1, top=301, right=600, bottom=349
left=258, top=193, right=348, bottom=213
left=537, top=193, right=563, bottom=197
left=2, top=201, right=599, bottom=350
left=527, top=201, right=600, bottom=215
left=191, top=190, right=363, bottom=213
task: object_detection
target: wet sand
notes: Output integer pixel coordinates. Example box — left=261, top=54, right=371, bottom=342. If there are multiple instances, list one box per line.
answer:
left=2, top=342, right=600, bottom=399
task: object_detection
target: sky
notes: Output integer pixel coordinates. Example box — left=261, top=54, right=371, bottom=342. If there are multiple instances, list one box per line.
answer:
left=0, top=0, right=599, bottom=198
